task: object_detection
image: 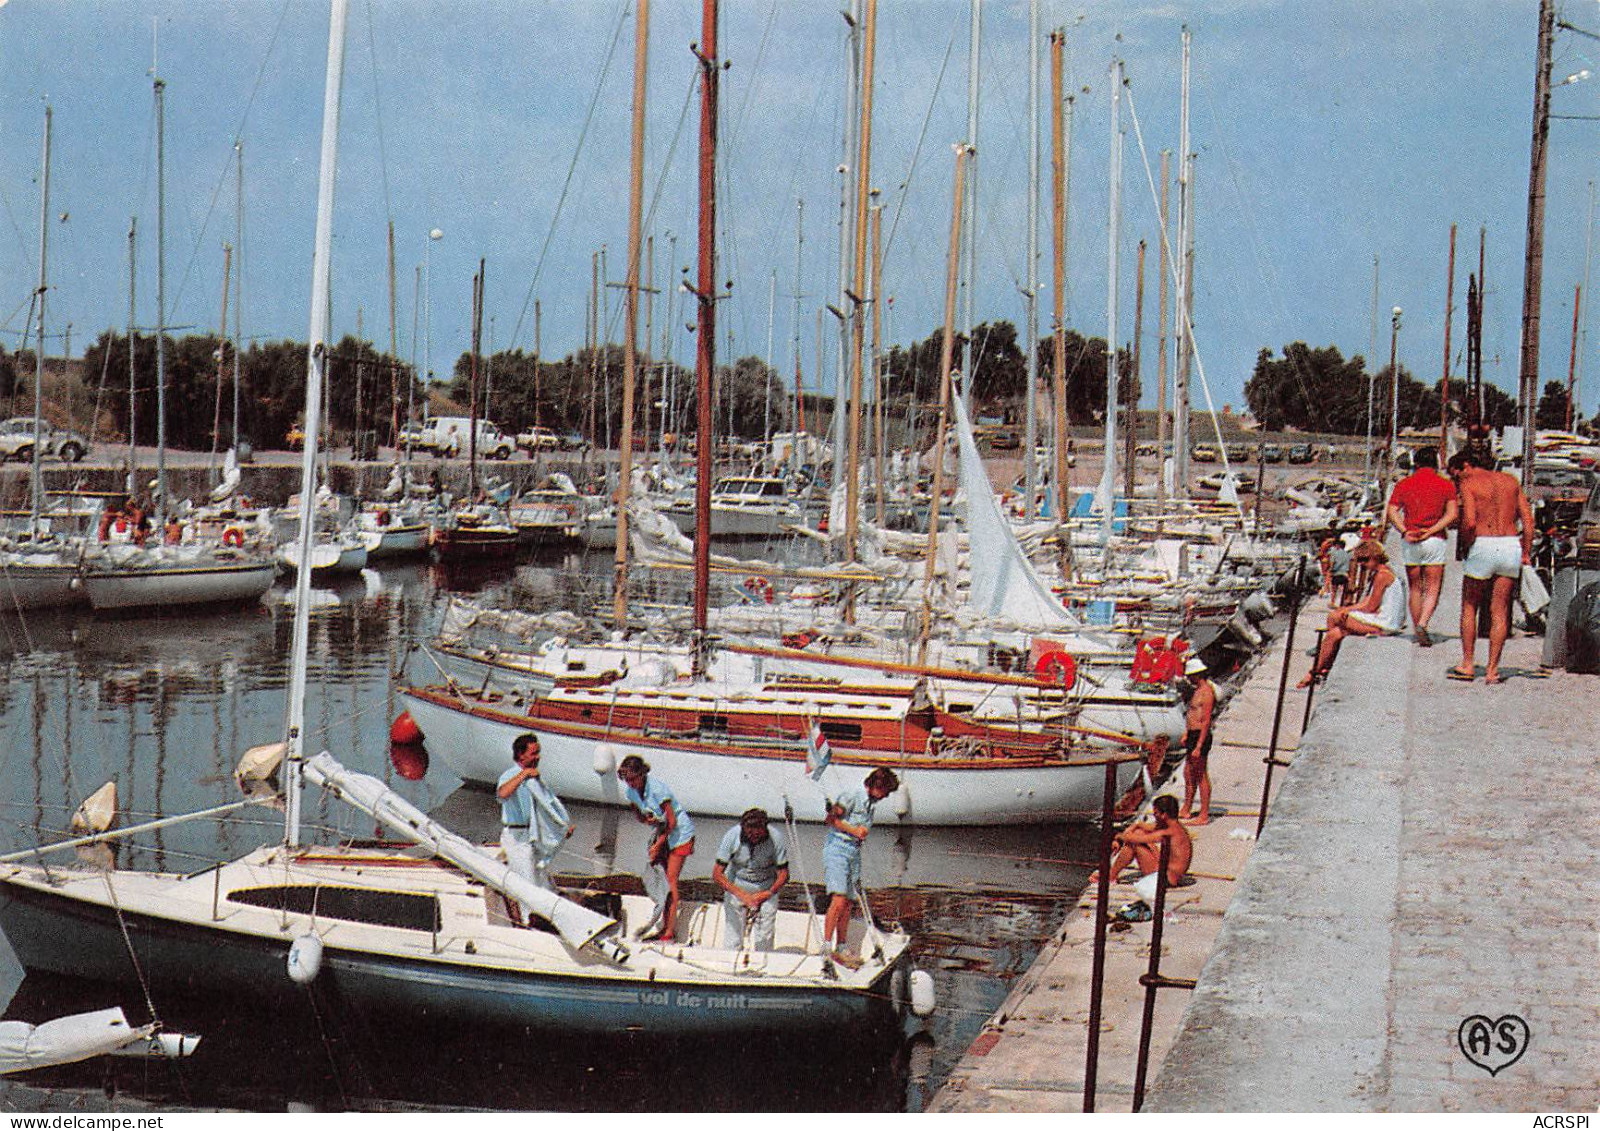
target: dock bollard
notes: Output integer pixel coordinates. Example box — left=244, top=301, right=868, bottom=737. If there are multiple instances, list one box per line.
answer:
left=1131, top=836, right=1197, bottom=1111
left=1082, top=759, right=1118, bottom=1113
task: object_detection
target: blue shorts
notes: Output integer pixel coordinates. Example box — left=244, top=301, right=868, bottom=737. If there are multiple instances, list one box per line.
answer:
left=823, top=838, right=860, bottom=897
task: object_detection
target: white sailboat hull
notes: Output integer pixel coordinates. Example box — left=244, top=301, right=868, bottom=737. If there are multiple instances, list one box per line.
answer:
left=400, top=689, right=1144, bottom=826
left=0, top=560, right=82, bottom=610
left=82, top=557, right=276, bottom=610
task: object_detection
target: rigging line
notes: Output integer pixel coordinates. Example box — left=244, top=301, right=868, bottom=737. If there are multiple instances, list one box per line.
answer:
left=642, top=72, right=698, bottom=274
left=1194, top=75, right=1329, bottom=432
left=506, top=0, right=631, bottom=353
left=883, top=21, right=959, bottom=263
left=1122, top=83, right=1246, bottom=525
left=168, top=0, right=295, bottom=318
left=362, top=0, right=395, bottom=223
left=725, top=0, right=779, bottom=155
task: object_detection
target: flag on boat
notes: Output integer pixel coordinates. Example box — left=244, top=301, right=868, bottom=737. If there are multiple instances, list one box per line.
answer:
left=805, top=718, right=832, bottom=781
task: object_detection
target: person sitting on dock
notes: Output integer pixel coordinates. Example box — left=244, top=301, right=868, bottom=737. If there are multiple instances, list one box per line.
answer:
left=1386, top=445, right=1458, bottom=648
left=617, top=755, right=696, bottom=944
left=1178, top=657, right=1217, bottom=826
left=712, top=808, right=789, bottom=952
left=1296, top=540, right=1407, bottom=690
left=822, top=767, right=899, bottom=970
left=1089, top=795, right=1193, bottom=897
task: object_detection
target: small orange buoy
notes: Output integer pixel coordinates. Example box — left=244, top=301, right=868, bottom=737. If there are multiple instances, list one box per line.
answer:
left=1033, top=650, right=1077, bottom=690
left=390, top=711, right=423, bottom=745
left=221, top=526, right=245, bottom=548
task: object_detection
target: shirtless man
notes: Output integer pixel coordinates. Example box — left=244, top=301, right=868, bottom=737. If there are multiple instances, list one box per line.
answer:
left=1088, top=795, right=1193, bottom=889
left=1450, top=449, right=1533, bottom=685
left=1178, top=656, right=1217, bottom=825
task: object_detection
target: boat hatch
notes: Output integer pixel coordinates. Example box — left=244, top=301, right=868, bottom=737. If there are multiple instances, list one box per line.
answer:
left=817, top=721, right=863, bottom=744
left=228, top=884, right=443, bottom=933
left=698, top=713, right=730, bottom=734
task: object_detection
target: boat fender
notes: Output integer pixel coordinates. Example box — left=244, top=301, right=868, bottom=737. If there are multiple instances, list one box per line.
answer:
left=593, top=742, right=618, bottom=775
left=221, top=526, right=245, bottom=548
left=892, top=782, right=910, bottom=818
left=1033, top=650, right=1077, bottom=690
left=287, top=933, right=323, bottom=984
left=909, top=970, right=937, bottom=1018
left=389, top=711, right=423, bottom=746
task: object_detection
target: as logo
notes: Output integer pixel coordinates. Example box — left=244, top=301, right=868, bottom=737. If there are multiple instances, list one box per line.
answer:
left=1456, top=1013, right=1529, bottom=1076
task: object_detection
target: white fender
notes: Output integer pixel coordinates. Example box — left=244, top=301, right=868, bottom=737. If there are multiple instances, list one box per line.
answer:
left=909, top=969, right=937, bottom=1018
left=592, top=742, right=618, bottom=775
left=287, top=933, right=323, bottom=985
left=892, top=781, right=910, bottom=818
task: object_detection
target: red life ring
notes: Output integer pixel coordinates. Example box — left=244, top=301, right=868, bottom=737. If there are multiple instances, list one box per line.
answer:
left=222, top=526, right=245, bottom=548
left=1033, top=650, right=1077, bottom=689
left=744, top=576, right=774, bottom=604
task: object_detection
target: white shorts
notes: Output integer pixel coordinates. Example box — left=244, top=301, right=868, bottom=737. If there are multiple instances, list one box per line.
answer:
left=1463, top=535, right=1522, bottom=581
left=1346, top=610, right=1400, bottom=634
left=1401, top=536, right=1448, bottom=567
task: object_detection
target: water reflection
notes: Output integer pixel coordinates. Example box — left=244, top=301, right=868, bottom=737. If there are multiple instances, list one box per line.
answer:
left=0, top=556, right=1097, bottom=1112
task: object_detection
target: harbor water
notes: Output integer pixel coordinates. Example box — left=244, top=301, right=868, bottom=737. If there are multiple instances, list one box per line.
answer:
left=0, top=547, right=1102, bottom=1112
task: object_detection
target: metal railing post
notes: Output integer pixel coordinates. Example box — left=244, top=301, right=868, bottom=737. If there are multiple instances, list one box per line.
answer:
left=1083, top=758, right=1118, bottom=1112
left=1257, top=562, right=1305, bottom=837
left=1132, top=836, right=1196, bottom=1110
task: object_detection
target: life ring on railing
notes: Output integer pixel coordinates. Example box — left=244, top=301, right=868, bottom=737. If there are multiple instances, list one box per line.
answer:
left=744, top=576, right=775, bottom=604
left=222, top=526, right=245, bottom=548
left=1033, top=650, right=1077, bottom=690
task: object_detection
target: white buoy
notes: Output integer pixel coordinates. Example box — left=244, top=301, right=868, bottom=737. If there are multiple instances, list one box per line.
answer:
left=287, top=934, right=323, bottom=984
left=892, top=781, right=910, bottom=818
left=592, top=742, right=617, bottom=775
left=909, top=970, right=937, bottom=1018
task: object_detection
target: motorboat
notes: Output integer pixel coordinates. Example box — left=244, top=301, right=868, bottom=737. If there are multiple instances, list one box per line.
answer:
left=663, top=476, right=801, bottom=540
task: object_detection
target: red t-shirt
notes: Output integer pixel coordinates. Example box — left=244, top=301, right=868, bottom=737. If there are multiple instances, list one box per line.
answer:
left=1389, top=469, right=1456, bottom=535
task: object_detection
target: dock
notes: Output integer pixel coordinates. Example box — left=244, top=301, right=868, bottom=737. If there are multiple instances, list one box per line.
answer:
left=932, top=544, right=1600, bottom=1112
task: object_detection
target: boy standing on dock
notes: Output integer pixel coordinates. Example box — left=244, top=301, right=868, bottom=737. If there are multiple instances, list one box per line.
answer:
left=1178, top=657, right=1217, bottom=826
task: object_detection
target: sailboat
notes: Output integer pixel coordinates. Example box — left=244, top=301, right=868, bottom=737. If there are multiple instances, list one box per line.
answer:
left=0, top=0, right=910, bottom=1042
left=80, top=77, right=276, bottom=613
left=0, top=105, right=88, bottom=612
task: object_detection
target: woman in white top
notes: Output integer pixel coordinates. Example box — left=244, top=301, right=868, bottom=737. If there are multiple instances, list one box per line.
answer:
left=1298, top=540, right=1407, bottom=687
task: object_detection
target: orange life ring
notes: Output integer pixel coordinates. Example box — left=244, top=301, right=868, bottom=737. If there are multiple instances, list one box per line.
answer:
left=1033, top=649, right=1077, bottom=690
left=222, top=526, right=245, bottom=548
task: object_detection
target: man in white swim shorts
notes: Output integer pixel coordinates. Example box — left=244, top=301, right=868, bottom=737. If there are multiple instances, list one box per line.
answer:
left=1449, top=449, right=1533, bottom=686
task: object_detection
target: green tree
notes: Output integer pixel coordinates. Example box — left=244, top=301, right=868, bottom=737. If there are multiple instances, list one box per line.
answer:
left=1535, top=380, right=1573, bottom=430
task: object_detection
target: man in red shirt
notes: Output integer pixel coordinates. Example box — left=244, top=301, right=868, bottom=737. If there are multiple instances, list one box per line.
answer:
left=1386, top=445, right=1458, bottom=646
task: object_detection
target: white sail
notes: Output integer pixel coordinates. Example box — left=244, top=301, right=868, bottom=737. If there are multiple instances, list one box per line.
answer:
left=301, top=752, right=627, bottom=961
left=950, top=394, right=1078, bottom=630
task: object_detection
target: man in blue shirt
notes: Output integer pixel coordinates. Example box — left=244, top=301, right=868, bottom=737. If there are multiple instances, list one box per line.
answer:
left=496, top=734, right=574, bottom=924
left=712, top=808, right=789, bottom=951
left=822, top=767, right=899, bottom=969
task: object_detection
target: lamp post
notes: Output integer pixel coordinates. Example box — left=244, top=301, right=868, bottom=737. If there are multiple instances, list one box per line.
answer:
left=1383, top=305, right=1402, bottom=503
left=424, top=227, right=443, bottom=382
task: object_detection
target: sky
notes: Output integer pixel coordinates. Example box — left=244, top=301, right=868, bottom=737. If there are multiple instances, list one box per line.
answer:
left=1, top=0, right=1597, bottom=425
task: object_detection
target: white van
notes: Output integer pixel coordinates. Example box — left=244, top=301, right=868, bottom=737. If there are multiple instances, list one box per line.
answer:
left=418, top=416, right=515, bottom=460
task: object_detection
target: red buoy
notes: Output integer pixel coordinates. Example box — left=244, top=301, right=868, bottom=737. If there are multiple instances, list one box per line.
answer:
left=1033, top=649, right=1077, bottom=690
left=390, top=710, right=423, bottom=746
left=389, top=741, right=428, bottom=781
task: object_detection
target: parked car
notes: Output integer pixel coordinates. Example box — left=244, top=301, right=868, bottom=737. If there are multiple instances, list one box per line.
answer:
left=397, top=420, right=426, bottom=448
left=1191, top=444, right=1219, bottom=463
left=516, top=425, right=564, bottom=452
left=1224, top=442, right=1251, bottom=462
left=1260, top=442, right=1284, bottom=463
left=982, top=427, right=1021, bottom=452
left=0, top=417, right=89, bottom=463
left=1287, top=442, right=1314, bottom=464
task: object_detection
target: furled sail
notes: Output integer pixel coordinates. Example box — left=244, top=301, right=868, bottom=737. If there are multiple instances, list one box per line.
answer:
left=951, top=394, right=1078, bottom=630
left=302, top=753, right=627, bottom=961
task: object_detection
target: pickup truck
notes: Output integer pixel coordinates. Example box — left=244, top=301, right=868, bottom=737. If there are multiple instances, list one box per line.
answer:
left=0, top=417, right=89, bottom=463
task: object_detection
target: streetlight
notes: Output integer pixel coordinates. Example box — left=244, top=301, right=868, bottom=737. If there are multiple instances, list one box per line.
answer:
left=425, top=227, right=443, bottom=383
left=1384, top=305, right=1403, bottom=501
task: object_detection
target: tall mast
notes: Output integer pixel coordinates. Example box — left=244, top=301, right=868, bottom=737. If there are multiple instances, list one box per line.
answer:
left=287, top=0, right=350, bottom=848
left=844, top=0, right=877, bottom=578
left=960, top=0, right=981, bottom=414
left=388, top=219, right=399, bottom=446
left=154, top=75, right=168, bottom=519
left=30, top=106, right=51, bottom=534
left=1519, top=0, right=1554, bottom=473
left=210, top=244, right=232, bottom=475
left=468, top=260, right=483, bottom=496
left=1023, top=0, right=1040, bottom=519
left=127, top=218, right=138, bottom=495
left=1050, top=29, right=1070, bottom=528
left=871, top=200, right=886, bottom=528
left=1365, top=255, right=1379, bottom=483
left=764, top=271, right=776, bottom=456
left=614, top=0, right=648, bottom=627
left=832, top=0, right=861, bottom=496
left=1440, top=223, right=1456, bottom=453
left=233, top=142, right=243, bottom=452
left=690, top=0, right=720, bottom=674
left=1567, top=284, right=1581, bottom=431
left=1155, top=150, right=1170, bottom=514
left=1579, top=182, right=1596, bottom=428
left=1128, top=238, right=1143, bottom=499
left=791, top=199, right=805, bottom=479
left=1099, top=58, right=1123, bottom=548
left=1171, top=27, right=1192, bottom=497
left=918, top=144, right=969, bottom=662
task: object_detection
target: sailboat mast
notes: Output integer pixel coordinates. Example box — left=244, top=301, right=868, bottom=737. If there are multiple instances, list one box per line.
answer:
left=1155, top=151, right=1169, bottom=515
left=1171, top=27, right=1191, bottom=498
left=154, top=76, right=168, bottom=520
left=791, top=199, right=804, bottom=480
left=210, top=244, right=232, bottom=475
left=871, top=201, right=886, bottom=528
left=960, top=0, right=981, bottom=414
left=918, top=144, right=969, bottom=661
left=388, top=218, right=399, bottom=446
left=1099, top=58, right=1123, bottom=548
left=1049, top=30, right=1070, bottom=530
left=30, top=105, right=51, bottom=534
left=233, top=142, right=243, bottom=452
left=1441, top=223, right=1457, bottom=453
left=844, top=0, right=877, bottom=576
left=1023, top=0, right=1040, bottom=520
left=614, top=0, right=648, bottom=628
left=690, top=0, right=719, bottom=672
left=127, top=218, right=137, bottom=496
left=469, top=260, right=484, bottom=497
left=286, top=0, right=350, bottom=849
left=831, top=1, right=860, bottom=501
